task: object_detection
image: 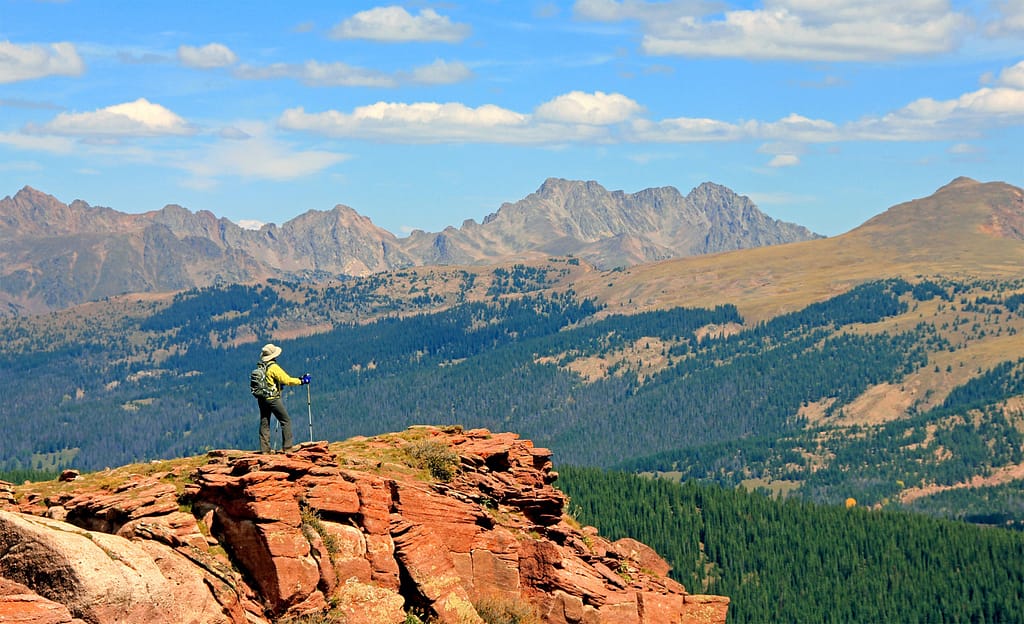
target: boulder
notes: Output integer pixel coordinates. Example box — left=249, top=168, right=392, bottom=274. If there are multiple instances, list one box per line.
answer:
left=0, top=511, right=235, bottom=624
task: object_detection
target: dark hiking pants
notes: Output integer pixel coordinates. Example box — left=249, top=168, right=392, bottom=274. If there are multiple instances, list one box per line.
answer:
left=258, top=396, right=294, bottom=453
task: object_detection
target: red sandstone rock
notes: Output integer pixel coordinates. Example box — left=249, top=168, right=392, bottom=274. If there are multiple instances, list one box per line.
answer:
left=1, top=430, right=728, bottom=624
left=613, top=537, right=673, bottom=578
left=0, top=578, right=84, bottom=624
left=0, top=511, right=237, bottom=624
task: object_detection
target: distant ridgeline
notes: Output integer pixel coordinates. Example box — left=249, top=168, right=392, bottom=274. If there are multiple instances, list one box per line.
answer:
left=3, top=273, right=1024, bottom=527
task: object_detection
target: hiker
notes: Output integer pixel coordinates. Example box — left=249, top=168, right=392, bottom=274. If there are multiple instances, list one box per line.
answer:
left=253, top=343, right=310, bottom=453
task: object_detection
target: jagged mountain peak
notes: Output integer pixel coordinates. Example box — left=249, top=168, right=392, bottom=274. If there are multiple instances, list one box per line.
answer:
left=0, top=178, right=821, bottom=313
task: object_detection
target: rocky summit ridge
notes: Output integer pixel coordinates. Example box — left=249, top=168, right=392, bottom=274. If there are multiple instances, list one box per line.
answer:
left=0, top=178, right=818, bottom=313
left=0, top=427, right=728, bottom=624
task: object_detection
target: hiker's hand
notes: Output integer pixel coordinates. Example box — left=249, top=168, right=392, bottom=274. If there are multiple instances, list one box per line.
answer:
left=301, top=373, right=311, bottom=385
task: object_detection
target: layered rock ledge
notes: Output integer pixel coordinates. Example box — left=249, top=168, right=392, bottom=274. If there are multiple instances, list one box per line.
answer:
left=0, top=427, right=728, bottom=623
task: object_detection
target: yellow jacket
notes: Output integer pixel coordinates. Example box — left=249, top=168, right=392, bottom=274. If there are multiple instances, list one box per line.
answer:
left=265, top=361, right=301, bottom=397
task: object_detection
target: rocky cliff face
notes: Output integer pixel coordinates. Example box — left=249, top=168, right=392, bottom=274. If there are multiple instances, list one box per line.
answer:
left=0, top=427, right=728, bottom=624
left=0, top=179, right=818, bottom=313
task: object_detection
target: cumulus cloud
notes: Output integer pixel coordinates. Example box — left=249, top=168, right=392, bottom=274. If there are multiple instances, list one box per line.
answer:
left=534, top=91, right=644, bottom=125
left=987, top=0, right=1024, bottom=35
left=576, top=0, right=972, bottom=61
left=575, top=0, right=718, bottom=22
left=280, top=102, right=527, bottom=142
left=279, top=98, right=618, bottom=144
left=0, top=131, right=75, bottom=153
left=276, top=60, right=1024, bottom=148
left=948, top=142, right=982, bottom=154
left=218, top=126, right=251, bottom=140
left=767, top=153, right=800, bottom=167
left=29, top=98, right=195, bottom=137
left=330, top=6, right=470, bottom=43
left=181, top=134, right=347, bottom=181
left=235, top=60, right=397, bottom=87
left=757, top=113, right=839, bottom=142
left=629, top=116, right=747, bottom=142
left=997, top=60, right=1024, bottom=88
left=405, top=59, right=473, bottom=85
left=848, top=83, right=1024, bottom=140
left=0, top=41, right=84, bottom=83
left=178, top=43, right=238, bottom=69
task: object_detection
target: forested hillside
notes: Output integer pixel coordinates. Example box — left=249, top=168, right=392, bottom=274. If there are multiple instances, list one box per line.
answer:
left=0, top=275, right=929, bottom=469
left=556, top=467, right=1024, bottom=624
left=4, top=268, right=1024, bottom=528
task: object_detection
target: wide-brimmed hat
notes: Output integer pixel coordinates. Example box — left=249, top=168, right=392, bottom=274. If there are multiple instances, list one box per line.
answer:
left=260, top=343, right=282, bottom=362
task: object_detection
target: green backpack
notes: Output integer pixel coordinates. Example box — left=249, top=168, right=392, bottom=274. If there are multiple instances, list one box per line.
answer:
left=250, top=361, right=276, bottom=399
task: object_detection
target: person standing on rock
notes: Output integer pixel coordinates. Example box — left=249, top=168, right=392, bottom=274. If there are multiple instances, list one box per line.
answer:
left=252, top=343, right=310, bottom=453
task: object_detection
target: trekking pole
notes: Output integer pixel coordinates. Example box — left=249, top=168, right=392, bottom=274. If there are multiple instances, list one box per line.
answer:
left=306, top=382, right=314, bottom=442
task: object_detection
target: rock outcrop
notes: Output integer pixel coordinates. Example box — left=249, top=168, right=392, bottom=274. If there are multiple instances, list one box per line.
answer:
left=0, top=427, right=728, bottom=624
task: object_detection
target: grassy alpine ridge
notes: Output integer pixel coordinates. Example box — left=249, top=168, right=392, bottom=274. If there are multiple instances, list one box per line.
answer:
left=556, top=467, right=1024, bottom=624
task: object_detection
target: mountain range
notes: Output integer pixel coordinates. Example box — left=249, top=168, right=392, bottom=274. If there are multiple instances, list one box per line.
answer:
left=0, top=179, right=819, bottom=314
left=1, top=175, right=1023, bottom=624
left=1, top=176, right=1023, bottom=495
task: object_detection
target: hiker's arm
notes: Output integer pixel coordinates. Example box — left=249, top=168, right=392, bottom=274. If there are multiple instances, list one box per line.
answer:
left=268, top=363, right=302, bottom=386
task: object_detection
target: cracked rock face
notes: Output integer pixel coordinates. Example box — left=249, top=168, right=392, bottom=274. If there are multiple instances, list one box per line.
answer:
left=0, top=427, right=728, bottom=624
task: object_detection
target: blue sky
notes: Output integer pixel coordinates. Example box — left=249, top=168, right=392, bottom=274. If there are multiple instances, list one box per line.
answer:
left=1, top=1, right=1022, bottom=237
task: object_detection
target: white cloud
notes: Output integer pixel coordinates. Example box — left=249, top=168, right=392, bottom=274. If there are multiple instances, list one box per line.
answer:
left=0, top=41, right=84, bottom=83
left=281, top=102, right=527, bottom=142
left=997, top=60, right=1024, bottom=88
left=405, top=59, right=473, bottom=85
left=235, top=57, right=473, bottom=88
left=163, top=124, right=348, bottom=191
left=628, top=116, right=746, bottom=142
left=218, top=126, right=251, bottom=140
left=235, top=60, right=397, bottom=87
left=534, top=91, right=644, bottom=124
left=576, top=0, right=972, bottom=61
left=987, top=0, right=1024, bottom=35
left=948, top=142, right=982, bottom=154
left=330, top=7, right=470, bottom=43
left=574, top=0, right=718, bottom=22
left=29, top=98, right=195, bottom=137
left=236, top=219, right=266, bottom=230
left=300, top=61, right=396, bottom=87
left=850, top=85, right=1024, bottom=140
left=179, top=131, right=348, bottom=182
left=276, top=59, right=1024, bottom=148
left=178, top=43, right=238, bottom=69
left=767, top=153, right=800, bottom=167
left=0, top=131, right=75, bottom=153
left=278, top=100, right=613, bottom=144
left=757, top=113, right=839, bottom=142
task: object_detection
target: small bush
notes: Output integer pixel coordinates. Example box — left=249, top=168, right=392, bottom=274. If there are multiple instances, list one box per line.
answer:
left=404, top=439, right=460, bottom=482
left=473, top=595, right=541, bottom=624
left=300, top=504, right=340, bottom=557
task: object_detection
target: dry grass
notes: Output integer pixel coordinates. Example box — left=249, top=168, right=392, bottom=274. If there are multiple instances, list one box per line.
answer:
left=572, top=180, right=1024, bottom=324
left=12, top=453, right=210, bottom=502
